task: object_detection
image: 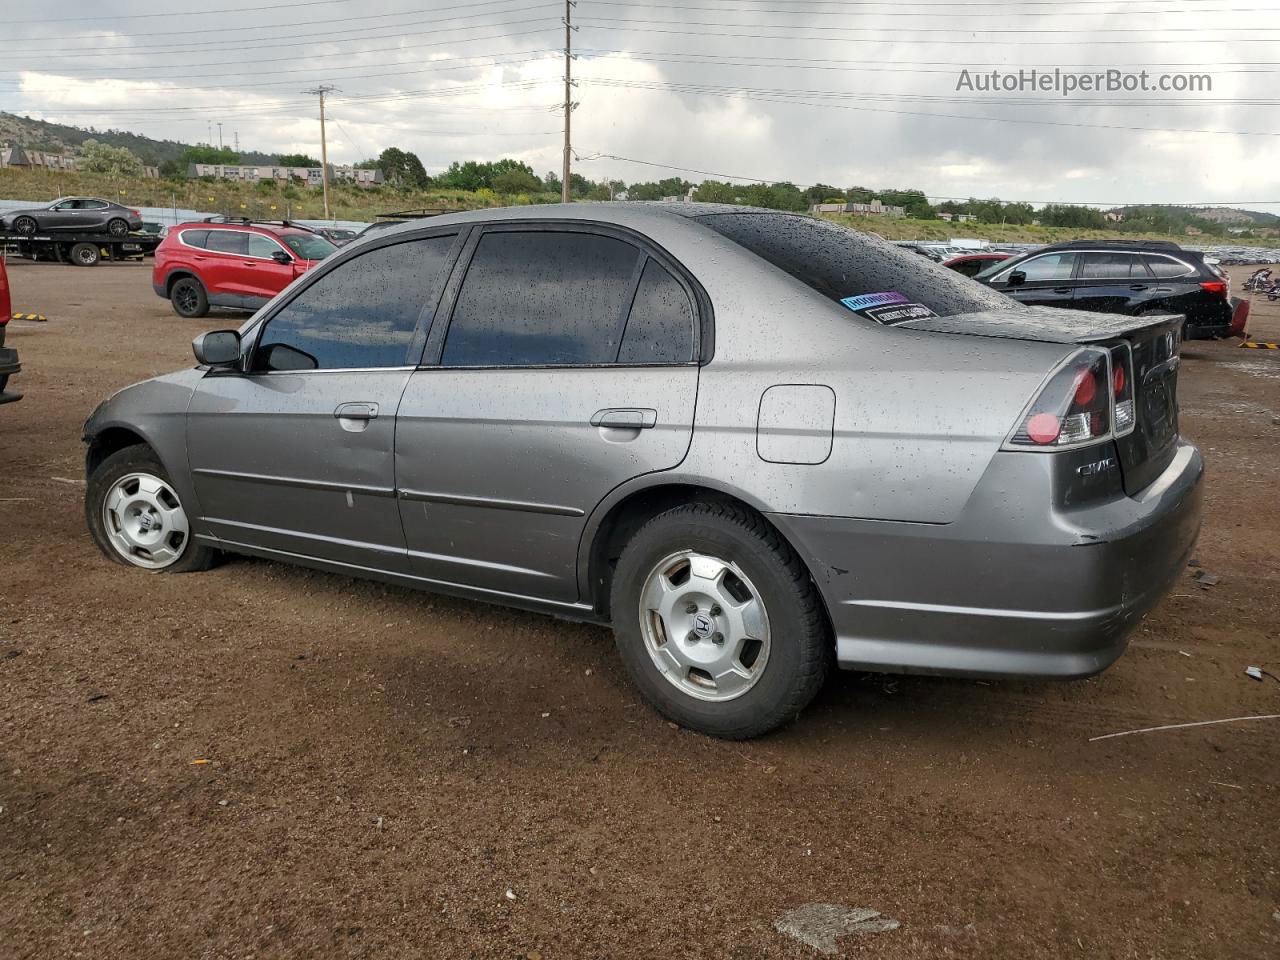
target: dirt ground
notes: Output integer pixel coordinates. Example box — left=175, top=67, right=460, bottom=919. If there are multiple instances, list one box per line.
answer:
left=2, top=258, right=1278, bottom=959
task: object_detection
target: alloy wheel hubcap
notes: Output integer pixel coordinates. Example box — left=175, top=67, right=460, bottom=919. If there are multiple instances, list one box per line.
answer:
left=102, top=472, right=189, bottom=569
left=638, top=550, right=771, bottom=702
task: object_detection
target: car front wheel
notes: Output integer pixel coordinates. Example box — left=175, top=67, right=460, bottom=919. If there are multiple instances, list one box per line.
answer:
left=12, top=216, right=37, bottom=235
left=610, top=502, right=830, bottom=739
left=86, top=446, right=216, bottom=573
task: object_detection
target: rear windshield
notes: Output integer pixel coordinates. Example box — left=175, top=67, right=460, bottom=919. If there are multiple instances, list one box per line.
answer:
left=695, top=213, right=1016, bottom=318
left=282, top=233, right=337, bottom=260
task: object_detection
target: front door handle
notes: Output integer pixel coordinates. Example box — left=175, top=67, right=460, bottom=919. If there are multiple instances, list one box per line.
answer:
left=334, top=402, right=378, bottom=421
left=1053, top=286, right=1072, bottom=294
left=1130, top=284, right=1149, bottom=291
left=591, top=408, right=657, bottom=429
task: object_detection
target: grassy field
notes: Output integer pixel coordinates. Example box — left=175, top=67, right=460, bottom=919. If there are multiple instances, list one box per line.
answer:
left=3, top=167, right=1276, bottom=247
left=0, top=167, right=543, bottom=222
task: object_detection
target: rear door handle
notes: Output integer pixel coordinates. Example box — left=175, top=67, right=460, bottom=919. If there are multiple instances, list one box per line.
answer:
left=1053, top=286, right=1072, bottom=294
left=1130, top=284, right=1149, bottom=291
left=334, top=402, right=378, bottom=421
left=591, top=408, right=657, bottom=429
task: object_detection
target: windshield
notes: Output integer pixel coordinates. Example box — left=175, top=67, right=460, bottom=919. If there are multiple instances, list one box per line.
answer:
left=282, top=233, right=338, bottom=260
left=695, top=213, right=1017, bottom=317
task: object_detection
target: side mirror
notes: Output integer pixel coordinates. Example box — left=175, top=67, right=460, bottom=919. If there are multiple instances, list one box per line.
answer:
left=271, top=249, right=293, bottom=265
left=192, top=330, right=240, bottom=367
left=1006, top=270, right=1027, bottom=288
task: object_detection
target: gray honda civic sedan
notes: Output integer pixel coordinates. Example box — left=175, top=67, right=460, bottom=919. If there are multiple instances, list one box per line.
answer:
left=82, top=204, right=1202, bottom=738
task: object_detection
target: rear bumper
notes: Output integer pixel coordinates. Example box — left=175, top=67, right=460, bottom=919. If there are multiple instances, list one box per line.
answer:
left=1184, top=300, right=1234, bottom=340
left=769, top=440, right=1203, bottom=679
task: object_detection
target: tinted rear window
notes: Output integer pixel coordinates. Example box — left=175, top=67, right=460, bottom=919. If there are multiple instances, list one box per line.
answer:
left=696, top=213, right=1015, bottom=317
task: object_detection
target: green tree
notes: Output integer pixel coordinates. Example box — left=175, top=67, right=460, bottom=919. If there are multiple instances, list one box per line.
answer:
left=375, top=147, right=430, bottom=188
left=78, top=139, right=146, bottom=177
left=542, top=170, right=562, bottom=194
left=179, top=145, right=240, bottom=166
left=802, top=183, right=844, bottom=206
left=627, top=178, right=692, bottom=201
left=277, top=152, right=320, bottom=167
left=691, top=180, right=739, bottom=203
left=492, top=167, right=542, bottom=194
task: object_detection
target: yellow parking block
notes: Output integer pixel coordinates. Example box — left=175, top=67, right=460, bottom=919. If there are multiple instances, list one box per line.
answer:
left=11, top=312, right=48, bottom=322
left=1239, top=341, right=1278, bottom=349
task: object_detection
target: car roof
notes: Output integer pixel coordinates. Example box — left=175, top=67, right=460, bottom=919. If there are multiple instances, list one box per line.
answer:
left=173, top=220, right=314, bottom=236
left=363, top=201, right=810, bottom=240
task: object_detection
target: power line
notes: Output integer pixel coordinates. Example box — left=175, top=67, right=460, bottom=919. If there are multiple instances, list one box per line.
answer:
left=7, top=15, right=561, bottom=61
left=576, top=77, right=1280, bottom=136
left=579, top=76, right=1278, bottom=107
left=1, top=27, right=558, bottom=74
left=585, top=0, right=1277, bottom=16
left=579, top=23, right=1280, bottom=43
left=572, top=49, right=1280, bottom=77
left=578, top=14, right=1280, bottom=34
left=11, top=0, right=539, bottom=43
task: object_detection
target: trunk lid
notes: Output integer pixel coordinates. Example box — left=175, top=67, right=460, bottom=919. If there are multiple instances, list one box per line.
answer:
left=899, top=307, right=1182, bottom=496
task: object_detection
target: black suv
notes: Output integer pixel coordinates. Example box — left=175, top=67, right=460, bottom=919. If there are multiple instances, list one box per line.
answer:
left=975, top=240, right=1232, bottom=339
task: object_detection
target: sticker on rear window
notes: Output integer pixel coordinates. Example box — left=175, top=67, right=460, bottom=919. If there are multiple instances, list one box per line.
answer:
left=840, top=291, right=937, bottom=326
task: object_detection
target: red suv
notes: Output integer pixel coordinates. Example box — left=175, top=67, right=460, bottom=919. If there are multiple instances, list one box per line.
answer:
left=1, top=256, right=21, bottom=405
left=152, top=219, right=337, bottom=318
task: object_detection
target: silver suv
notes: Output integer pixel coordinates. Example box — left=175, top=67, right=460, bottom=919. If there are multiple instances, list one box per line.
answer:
left=83, top=204, right=1202, bottom=738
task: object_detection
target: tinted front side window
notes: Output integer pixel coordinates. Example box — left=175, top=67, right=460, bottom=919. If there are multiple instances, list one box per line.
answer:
left=254, top=236, right=454, bottom=371
left=619, top=259, right=694, bottom=364
left=1079, top=253, right=1149, bottom=279
left=204, top=230, right=248, bottom=256
left=1017, top=252, right=1077, bottom=282
left=695, top=213, right=1014, bottom=317
left=442, top=230, right=642, bottom=367
left=248, top=233, right=282, bottom=259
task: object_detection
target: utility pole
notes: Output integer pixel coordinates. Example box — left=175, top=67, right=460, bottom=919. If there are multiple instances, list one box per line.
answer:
left=561, top=1, right=577, bottom=204
left=234, top=131, right=239, bottom=152
left=217, top=122, right=223, bottom=150
left=304, top=84, right=339, bottom=219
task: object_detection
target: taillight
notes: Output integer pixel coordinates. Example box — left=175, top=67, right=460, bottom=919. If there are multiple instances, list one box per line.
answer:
left=1200, top=280, right=1228, bottom=297
left=1108, top=342, right=1136, bottom=436
left=1006, top=349, right=1112, bottom=449
left=130, top=209, right=141, bottom=217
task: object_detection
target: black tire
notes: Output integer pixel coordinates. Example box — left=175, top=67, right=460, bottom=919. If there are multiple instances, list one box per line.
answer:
left=107, top=218, right=129, bottom=237
left=13, top=216, right=37, bottom=236
left=85, top=445, right=216, bottom=574
left=70, top=242, right=101, bottom=267
left=610, top=502, right=831, bottom=739
left=170, top=276, right=209, bottom=318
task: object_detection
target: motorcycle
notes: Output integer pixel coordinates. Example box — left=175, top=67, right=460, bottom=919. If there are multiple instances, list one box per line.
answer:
left=1244, top=268, right=1273, bottom=292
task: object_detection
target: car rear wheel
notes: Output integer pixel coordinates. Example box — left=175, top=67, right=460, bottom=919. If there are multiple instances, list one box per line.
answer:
left=70, top=242, right=101, bottom=266
left=86, top=446, right=216, bottom=573
left=610, top=502, right=830, bottom=739
left=107, top=218, right=129, bottom=237
left=13, top=216, right=37, bottom=236
left=170, top=277, right=209, bottom=318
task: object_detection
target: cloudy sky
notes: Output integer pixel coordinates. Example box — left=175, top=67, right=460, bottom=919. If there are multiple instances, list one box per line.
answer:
left=3, top=0, right=1277, bottom=209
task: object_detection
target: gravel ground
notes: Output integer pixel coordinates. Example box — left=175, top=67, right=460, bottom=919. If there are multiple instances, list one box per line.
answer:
left=2, top=258, right=1278, bottom=959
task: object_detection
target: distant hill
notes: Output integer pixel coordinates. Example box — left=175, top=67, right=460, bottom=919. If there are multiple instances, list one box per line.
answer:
left=0, top=111, right=276, bottom=167
left=1111, top=203, right=1280, bottom=230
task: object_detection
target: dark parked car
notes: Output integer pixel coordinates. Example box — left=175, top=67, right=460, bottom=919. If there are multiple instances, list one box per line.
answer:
left=82, top=204, right=1201, bottom=739
left=0, top=197, right=143, bottom=238
left=0, top=256, right=20, bottom=405
left=975, top=240, right=1233, bottom=339
left=943, top=252, right=1011, bottom=277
